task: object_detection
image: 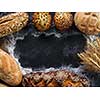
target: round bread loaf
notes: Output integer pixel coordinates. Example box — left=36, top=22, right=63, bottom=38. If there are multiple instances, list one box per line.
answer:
left=74, top=12, right=100, bottom=35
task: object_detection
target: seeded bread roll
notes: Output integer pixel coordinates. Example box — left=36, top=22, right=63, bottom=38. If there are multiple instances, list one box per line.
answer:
left=54, top=12, right=73, bottom=31
left=74, top=12, right=100, bottom=35
left=0, top=12, right=29, bottom=38
left=22, top=69, right=90, bottom=87
left=0, top=49, right=22, bottom=86
left=32, top=12, right=52, bottom=31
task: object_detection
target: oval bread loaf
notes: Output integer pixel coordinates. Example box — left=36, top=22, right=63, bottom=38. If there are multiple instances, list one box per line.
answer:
left=0, top=12, right=29, bottom=38
left=0, top=49, right=22, bottom=86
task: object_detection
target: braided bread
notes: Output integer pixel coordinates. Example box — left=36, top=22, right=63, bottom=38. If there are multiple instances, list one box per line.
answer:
left=22, top=69, right=90, bottom=87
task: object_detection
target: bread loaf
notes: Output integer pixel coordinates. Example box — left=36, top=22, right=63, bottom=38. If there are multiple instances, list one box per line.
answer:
left=74, top=12, right=100, bottom=35
left=22, top=69, right=90, bottom=87
left=0, top=49, right=22, bottom=86
left=0, top=12, right=29, bottom=38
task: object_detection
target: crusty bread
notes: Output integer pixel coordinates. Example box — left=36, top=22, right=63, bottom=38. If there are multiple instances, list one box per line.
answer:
left=74, top=12, right=100, bottom=35
left=0, top=49, right=22, bottom=86
left=0, top=12, right=29, bottom=38
left=22, top=70, right=90, bottom=87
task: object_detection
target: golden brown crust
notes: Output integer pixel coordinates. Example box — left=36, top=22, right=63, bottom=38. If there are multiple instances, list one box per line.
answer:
left=74, top=12, right=100, bottom=35
left=0, top=12, right=29, bottom=38
left=54, top=12, right=73, bottom=31
left=22, top=70, right=90, bottom=87
left=47, top=79, right=59, bottom=87
left=62, top=80, right=83, bottom=87
left=32, top=12, right=52, bottom=31
left=0, top=49, right=22, bottom=86
left=36, top=79, right=46, bottom=87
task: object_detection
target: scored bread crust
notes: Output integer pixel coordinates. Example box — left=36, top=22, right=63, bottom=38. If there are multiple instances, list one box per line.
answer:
left=0, top=12, right=29, bottom=38
left=74, top=12, right=100, bottom=35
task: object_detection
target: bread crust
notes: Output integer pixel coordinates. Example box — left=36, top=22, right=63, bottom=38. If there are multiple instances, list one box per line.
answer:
left=0, top=49, right=22, bottom=86
left=22, top=70, right=90, bottom=87
left=74, top=12, right=100, bottom=35
left=0, top=12, right=29, bottom=38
